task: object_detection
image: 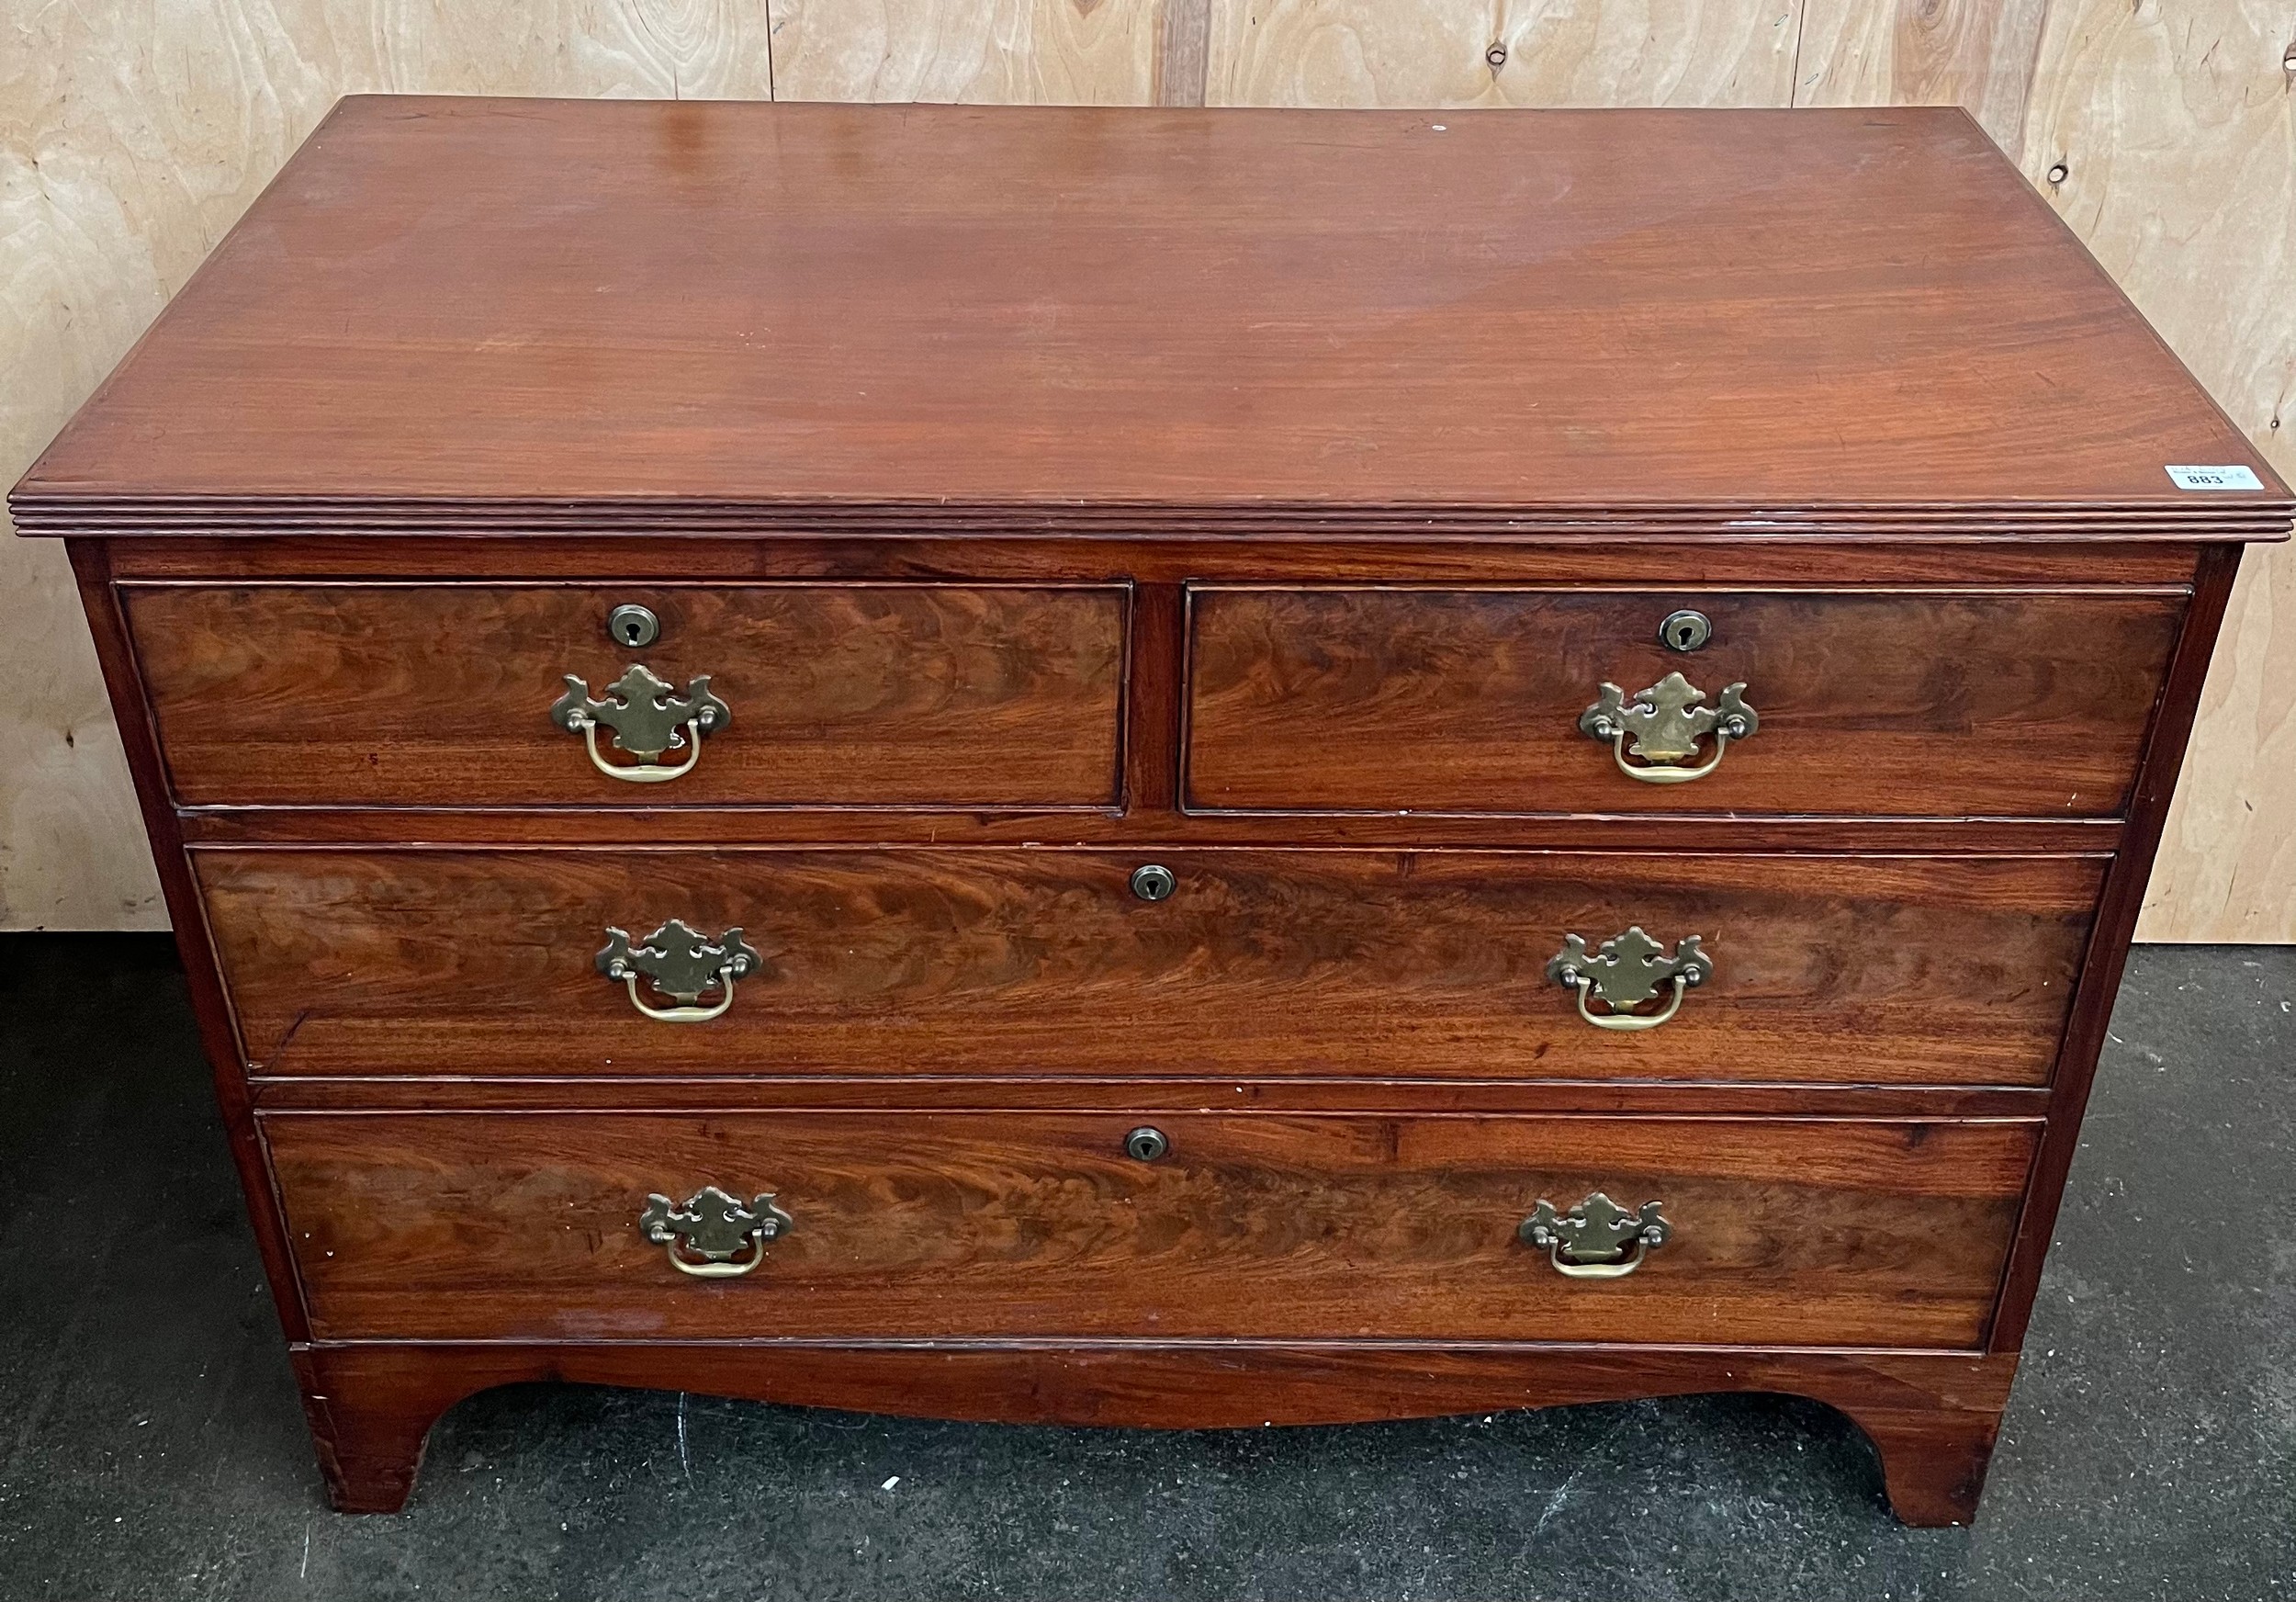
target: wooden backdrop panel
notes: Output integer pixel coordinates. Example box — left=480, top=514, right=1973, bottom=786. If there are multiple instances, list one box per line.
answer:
left=2, top=0, right=2290, bottom=935
left=1795, top=0, right=2050, bottom=155
left=1206, top=0, right=1802, bottom=108
left=0, top=0, right=773, bottom=928
left=2013, top=0, right=2293, bottom=942
left=769, top=0, right=1170, bottom=104
left=1795, top=0, right=2294, bottom=936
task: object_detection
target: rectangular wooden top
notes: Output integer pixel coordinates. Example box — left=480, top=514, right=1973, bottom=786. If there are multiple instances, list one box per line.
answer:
left=15, top=96, right=2289, bottom=539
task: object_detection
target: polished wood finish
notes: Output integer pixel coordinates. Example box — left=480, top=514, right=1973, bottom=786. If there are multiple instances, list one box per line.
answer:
left=1988, top=542, right=2250, bottom=1348
left=125, top=583, right=1127, bottom=809
left=292, top=1341, right=2021, bottom=1523
left=246, top=1076, right=2049, bottom=1120
left=264, top=1111, right=2035, bottom=1347
left=179, top=808, right=2126, bottom=854
left=1187, top=587, right=2184, bottom=818
left=20, top=102, right=2287, bottom=1528
left=64, top=544, right=315, bottom=1347
left=11, top=101, right=2287, bottom=530
left=101, top=535, right=2216, bottom=585
left=199, top=846, right=2101, bottom=1085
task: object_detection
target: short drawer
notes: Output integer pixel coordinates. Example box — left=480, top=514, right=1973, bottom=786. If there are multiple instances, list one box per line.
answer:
left=122, top=582, right=1127, bottom=808
left=200, top=847, right=2102, bottom=1085
left=264, top=1111, right=2038, bottom=1347
left=1185, top=587, right=2183, bottom=817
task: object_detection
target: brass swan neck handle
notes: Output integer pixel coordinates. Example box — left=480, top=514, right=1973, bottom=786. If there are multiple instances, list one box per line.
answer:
left=597, top=920, right=760, bottom=1022
left=1546, top=928, right=1711, bottom=1032
left=1580, top=671, right=1757, bottom=784
left=552, top=664, right=729, bottom=783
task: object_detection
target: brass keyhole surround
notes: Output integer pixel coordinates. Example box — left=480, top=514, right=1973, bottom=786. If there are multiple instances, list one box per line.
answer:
left=1658, top=609, right=1711, bottom=651
left=607, top=603, right=660, bottom=648
left=1125, top=1126, right=1171, bottom=1162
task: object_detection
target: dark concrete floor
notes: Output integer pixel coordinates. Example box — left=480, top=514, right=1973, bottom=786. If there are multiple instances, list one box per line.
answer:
left=0, top=936, right=2289, bottom=1602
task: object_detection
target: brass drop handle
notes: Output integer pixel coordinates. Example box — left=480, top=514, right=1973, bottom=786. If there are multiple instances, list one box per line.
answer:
left=597, top=920, right=760, bottom=1022
left=641, top=1186, right=793, bottom=1278
left=551, top=664, right=730, bottom=784
left=1546, top=928, right=1711, bottom=1032
left=1580, top=671, right=1757, bottom=784
left=1519, top=1192, right=1671, bottom=1279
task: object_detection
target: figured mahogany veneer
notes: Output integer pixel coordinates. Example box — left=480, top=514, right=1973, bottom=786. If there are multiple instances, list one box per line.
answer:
left=264, top=1111, right=2037, bottom=1348
left=199, top=847, right=2102, bottom=1086
left=17, top=99, right=2290, bottom=1529
left=124, top=582, right=1128, bottom=810
left=1187, top=588, right=2184, bottom=818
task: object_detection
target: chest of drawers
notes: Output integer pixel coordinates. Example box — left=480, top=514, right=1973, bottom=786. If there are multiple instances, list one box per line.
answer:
left=17, top=96, right=2290, bottom=1526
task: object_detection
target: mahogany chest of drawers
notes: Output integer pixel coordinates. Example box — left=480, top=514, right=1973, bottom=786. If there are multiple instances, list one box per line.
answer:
left=17, top=96, right=2290, bottom=1526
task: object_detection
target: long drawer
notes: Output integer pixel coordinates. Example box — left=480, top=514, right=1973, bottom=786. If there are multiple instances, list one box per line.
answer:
left=264, top=1111, right=2039, bottom=1347
left=199, top=847, right=2102, bottom=1085
left=1185, top=586, right=2184, bottom=818
left=122, top=582, right=1128, bottom=808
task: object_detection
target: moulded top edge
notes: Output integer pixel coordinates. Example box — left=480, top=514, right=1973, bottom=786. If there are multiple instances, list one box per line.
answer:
left=11, top=496, right=2291, bottom=544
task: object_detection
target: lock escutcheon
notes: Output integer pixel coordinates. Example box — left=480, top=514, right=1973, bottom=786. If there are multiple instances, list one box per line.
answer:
left=1658, top=609, right=1711, bottom=652
left=607, top=603, right=660, bottom=648
left=1125, top=1126, right=1170, bottom=1162
left=1131, top=863, right=1177, bottom=902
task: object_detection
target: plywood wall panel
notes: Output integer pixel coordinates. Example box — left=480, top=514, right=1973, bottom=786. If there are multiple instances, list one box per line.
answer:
left=1207, top=0, right=1803, bottom=108
left=2009, top=0, right=2295, bottom=941
left=4, top=0, right=2291, bottom=935
left=2144, top=546, right=2296, bottom=942
left=0, top=0, right=773, bottom=929
left=1793, top=0, right=2050, bottom=154
left=1794, top=0, right=2295, bottom=941
left=768, top=0, right=1166, bottom=103
left=1158, top=0, right=1214, bottom=105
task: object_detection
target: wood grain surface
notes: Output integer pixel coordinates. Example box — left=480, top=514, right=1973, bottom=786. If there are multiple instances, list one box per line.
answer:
left=1205, top=0, right=1801, bottom=111
left=6, top=10, right=2284, bottom=1531
left=247, top=1075, right=2046, bottom=1120
left=62, top=545, right=321, bottom=1347
left=2145, top=547, right=2296, bottom=939
left=1186, top=588, right=2184, bottom=818
left=96, top=536, right=2212, bottom=585
left=1795, top=0, right=2050, bottom=157
left=2014, top=0, right=2296, bottom=941
left=197, top=846, right=2103, bottom=1084
left=1985, top=544, right=2243, bottom=1350
left=1792, top=0, right=2296, bottom=940
left=0, top=0, right=781, bottom=931
left=7, top=10, right=2294, bottom=936
left=771, top=0, right=1166, bottom=104
left=13, top=99, right=2282, bottom=524
left=294, top=1339, right=2020, bottom=1523
left=123, top=583, right=1126, bottom=809
left=263, top=1110, right=2039, bottom=1346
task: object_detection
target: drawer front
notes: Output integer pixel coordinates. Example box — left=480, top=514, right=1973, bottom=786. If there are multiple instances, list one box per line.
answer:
left=265, top=1111, right=2037, bottom=1347
left=124, top=582, right=1127, bottom=808
left=201, top=847, right=2101, bottom=1085
left=1185, top=587, right=2183, bottom=817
